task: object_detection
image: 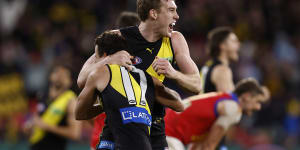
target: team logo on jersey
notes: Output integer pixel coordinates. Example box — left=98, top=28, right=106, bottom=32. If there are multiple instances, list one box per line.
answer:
left=146, top=48, right=153, bottom=54
left=132, top=56, right=142, bottom=65
left=98, top=141, right=114, bottom=150
left=120, top=107, right=152, bottom=126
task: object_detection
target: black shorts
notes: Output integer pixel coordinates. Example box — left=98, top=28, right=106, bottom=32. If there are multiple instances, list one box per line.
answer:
left=97, top=124, right=152, bottom=150
left=96, top=125, right=115, bottom=150
left=150, top=117, right=168, bottom=150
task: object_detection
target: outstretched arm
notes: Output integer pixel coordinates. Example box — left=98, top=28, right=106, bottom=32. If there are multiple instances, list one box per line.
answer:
left=75, top=66, right=110, bottom=120
left=152, top=31, right=202, bottom=94
left=152, top=77, right=184, bottom=112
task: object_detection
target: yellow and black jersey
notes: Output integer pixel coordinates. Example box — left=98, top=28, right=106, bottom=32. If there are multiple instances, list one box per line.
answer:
left=120, top=26, right=176, bottom=149
left=30, top=90, right=76, bottom=150
left=200, top=59, right=222, bottom=93
left=120, top=26, right=174, bottom=83
left=100, top=65, right=155, bottom=150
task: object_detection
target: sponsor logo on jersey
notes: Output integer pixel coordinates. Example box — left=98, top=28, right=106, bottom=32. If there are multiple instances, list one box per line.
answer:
left=98, top=140, right=114, bottom=150
left=132, top=56, right=142, bottom=65
left=120, top=107, right=152, bottom=126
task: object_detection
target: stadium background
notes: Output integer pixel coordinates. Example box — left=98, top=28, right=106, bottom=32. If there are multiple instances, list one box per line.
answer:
left=1, top=0, right=300, bottom=149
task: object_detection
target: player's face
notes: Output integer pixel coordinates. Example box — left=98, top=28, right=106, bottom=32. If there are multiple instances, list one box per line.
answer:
left=156, top=0, right=179, bottom=37
left=49, top=66, right=72, bottom=90
left=223, top=33, right=240, bottom=62
left=243, top=93, right=263, bottom=116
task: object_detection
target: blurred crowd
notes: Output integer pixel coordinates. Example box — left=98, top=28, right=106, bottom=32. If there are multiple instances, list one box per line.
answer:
left=1, top=0, right=300, bottom=149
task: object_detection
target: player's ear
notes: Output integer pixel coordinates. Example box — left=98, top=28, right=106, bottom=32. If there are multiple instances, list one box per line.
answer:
left=220, top=42, right=226, bottom=51
left=149, top=9, right=158, bottom=20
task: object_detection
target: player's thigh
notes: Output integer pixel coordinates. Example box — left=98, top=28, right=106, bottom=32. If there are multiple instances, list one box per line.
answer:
left=166, top=136, right=185, bottom=150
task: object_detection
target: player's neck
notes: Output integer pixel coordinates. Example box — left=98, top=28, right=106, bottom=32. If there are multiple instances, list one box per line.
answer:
left=94, top=54, right=107, bottom=63
left=49, top=87, right=68, bottom=101
left=139, top=22, right=161, bottom=42
left=218, top=55, right=229, bottom=66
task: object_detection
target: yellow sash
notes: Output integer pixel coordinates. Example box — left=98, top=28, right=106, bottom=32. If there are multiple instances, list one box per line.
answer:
left=29, top=90, right=76, bottom=144
left=146, top=37, right=173, bottom=82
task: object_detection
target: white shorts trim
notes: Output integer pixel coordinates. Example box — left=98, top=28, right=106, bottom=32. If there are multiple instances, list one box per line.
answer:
left=166, top=136, right=185, bottom=150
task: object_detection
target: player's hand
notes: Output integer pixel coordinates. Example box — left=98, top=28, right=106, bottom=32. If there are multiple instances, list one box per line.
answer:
left=23, top=120, right=33, bottom=136
left=33, top=115, right=49, bottom=130
left=152, top=57, right=177, bottom=79
left=188, top=142, right=202, bottom=150
left=106, top=50, right=133, bottom=71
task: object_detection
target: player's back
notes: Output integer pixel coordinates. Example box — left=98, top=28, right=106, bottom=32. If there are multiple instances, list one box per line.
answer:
left=165, top=92, right=238, bottom=145
left=100, top=64, right=155, bottom=150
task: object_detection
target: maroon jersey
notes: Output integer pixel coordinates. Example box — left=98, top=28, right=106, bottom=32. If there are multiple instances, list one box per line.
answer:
left=165, top=92, right=238, bottom=145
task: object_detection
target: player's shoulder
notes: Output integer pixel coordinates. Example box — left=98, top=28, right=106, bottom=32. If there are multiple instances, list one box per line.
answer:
left=171, top=31, right=184, bottom=40
left=213, top=64, right=232, bottom=75
left=218, top=100, right=241, bottom=116
left=89, top=65, right=110, bottom=80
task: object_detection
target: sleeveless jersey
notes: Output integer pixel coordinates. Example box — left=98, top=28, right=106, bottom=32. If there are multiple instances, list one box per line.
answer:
left=97, top=26, right=176, bottom=150
left=30, top=90, right=76, bottom=150
left=121, top=26, right=175, bottom=149
left=200, top=59, right=222, bottom=93
left=165, top=92, right=239, bottom=145
left=99, top=65, right=155, bottom=150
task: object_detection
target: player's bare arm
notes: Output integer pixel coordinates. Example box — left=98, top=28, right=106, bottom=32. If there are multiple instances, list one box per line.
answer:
left=199, top=100, right=241, bottom=150
left=77, top=48, right=132, bottom=89
left=33, top=99, right=82, bottom=141
left=153, top=31, right=202, bottom=94
left=152, top=76, right=184, bottom=112
left=211, top=65, right=235, bottom=92
left=75, top=66, right=110, bottom=120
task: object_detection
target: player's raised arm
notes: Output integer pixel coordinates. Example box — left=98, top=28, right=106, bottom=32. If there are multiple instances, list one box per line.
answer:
left=152, top=76, right=184, bottom=112
left=75, top=66, right=110, bottom=120
left=77, top=51, right=132, bottom=89
left=77, top=30, right=132, bottom=89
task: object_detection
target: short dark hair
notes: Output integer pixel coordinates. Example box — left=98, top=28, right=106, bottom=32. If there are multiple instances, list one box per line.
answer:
left=207, top=27, right=233, bottom=58
left=234, top=78, right=264, bottom=97
left=94, top=31, right=129, bottom=56
left=116, top=11, right=140, bottom=28
left=137, top=0, right=162, bottom=21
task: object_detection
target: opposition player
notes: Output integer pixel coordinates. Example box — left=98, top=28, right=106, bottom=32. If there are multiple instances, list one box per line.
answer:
left=25, top=64, right=81, bottom=150
left=165, top=78, right=270, bottom=150
left=78, top=0, right=202, bottom=149
left=75, top=30, right=184, bottom=150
